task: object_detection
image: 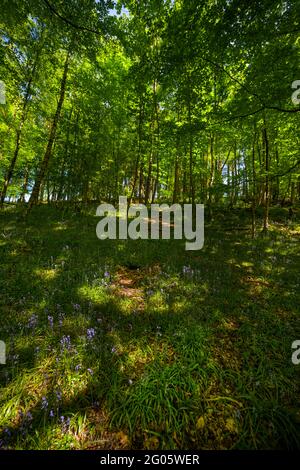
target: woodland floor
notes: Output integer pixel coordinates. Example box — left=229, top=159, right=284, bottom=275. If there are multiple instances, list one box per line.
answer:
left=0, top=204, right=300, bottom=449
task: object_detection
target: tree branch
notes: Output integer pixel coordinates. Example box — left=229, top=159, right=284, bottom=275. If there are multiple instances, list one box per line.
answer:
left=42, top=0, right=104, bottom=36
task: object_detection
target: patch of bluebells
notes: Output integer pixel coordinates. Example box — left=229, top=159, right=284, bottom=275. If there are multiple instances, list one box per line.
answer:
left=182, top=265, right=194, bottom=276
left=58, top=311, right=65, bottom=327
left=86, top=328, right=96, bottom=341
left=0, top=427, right=12, bottom=448
left=41, top=396, right=48, bottom=410
left=27, top=314, right=38, bottom=330
left=60, top=335, right=71, bottom=351
left=48, top=315, right=54, bottom=329
left=60, top=416, right=71, bottom=432
left=101, top=270, right=112, bottom=286
left=19, top=411, right=33, bottom=436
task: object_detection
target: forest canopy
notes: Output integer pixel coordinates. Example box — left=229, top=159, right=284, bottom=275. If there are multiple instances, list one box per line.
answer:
left=0, top=0, right=299, bottom=229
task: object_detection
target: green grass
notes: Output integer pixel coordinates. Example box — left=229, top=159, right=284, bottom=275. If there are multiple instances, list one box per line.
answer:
left=0, top=203, right=299, bottom=449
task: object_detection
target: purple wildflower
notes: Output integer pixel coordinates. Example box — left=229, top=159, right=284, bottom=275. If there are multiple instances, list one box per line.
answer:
left=60, top=416, right=71, bottom=432
left=41, top=396, right=48, bottom=410
left=60, top=335, right=71, bottom=351
left=183, top=265, right=194, bottom=276
left=87, top=368, right=93, bottom=375
left=58, top=311, right=64, bottom=327
left=86, top=328, right=96, bottom=341
left=27, top=314, right=38, bottom=329
left=48, top=315, right=54, bottom=328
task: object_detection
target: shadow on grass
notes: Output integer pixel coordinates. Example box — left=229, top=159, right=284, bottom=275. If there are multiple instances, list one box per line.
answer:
left=0, top=204, right=299, bottom=449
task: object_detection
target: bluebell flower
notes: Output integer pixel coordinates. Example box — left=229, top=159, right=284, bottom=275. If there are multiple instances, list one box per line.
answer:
left=87, top=328, right=96, bottom=341
left=41, top=396, right=48, bottom=410
left=48, top=315, right=54, bottom=328
left=27, top=314, right=38, bottom=329
left=60, top=335, right=71, bottom=351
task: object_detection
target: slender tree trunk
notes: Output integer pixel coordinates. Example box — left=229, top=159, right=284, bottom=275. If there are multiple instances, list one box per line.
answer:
left=173, top=155, right=180, bottom=204
left=291, top=181, right=296, bottom=205
left=144, top=152, right=152, bottom=205
left=138, top=162, right=144, bottom=203
left=262, top=119, right=270, bottom=232
left=251, top=128, right=257, bottom=238
left=57, top=108, right=73, bottom=201
left=129, top=98, right=144, bottom=205
left=188, top=99, right=194, bottom=205
left=151, top=89, right=160, bottom=204
left=0, top=47, right=41, bottom=206
left=208, top=134, right=214, bottom=215
left=27, top=49, right=70, bottom=213
left=18, top=167, right=29, bottom=203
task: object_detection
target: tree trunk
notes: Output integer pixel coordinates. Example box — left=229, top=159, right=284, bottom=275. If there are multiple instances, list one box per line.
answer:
left=262, top=120, right=270, bottom=232
left=27, top=49, right=70, bottom=213
left=0, top=47, right=41, bottom=206
left=251, top=128, right=257, bottom=238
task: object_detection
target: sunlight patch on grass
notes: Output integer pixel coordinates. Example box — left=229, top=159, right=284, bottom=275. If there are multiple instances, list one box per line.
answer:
left=34, top=268, right=58, bottom=281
